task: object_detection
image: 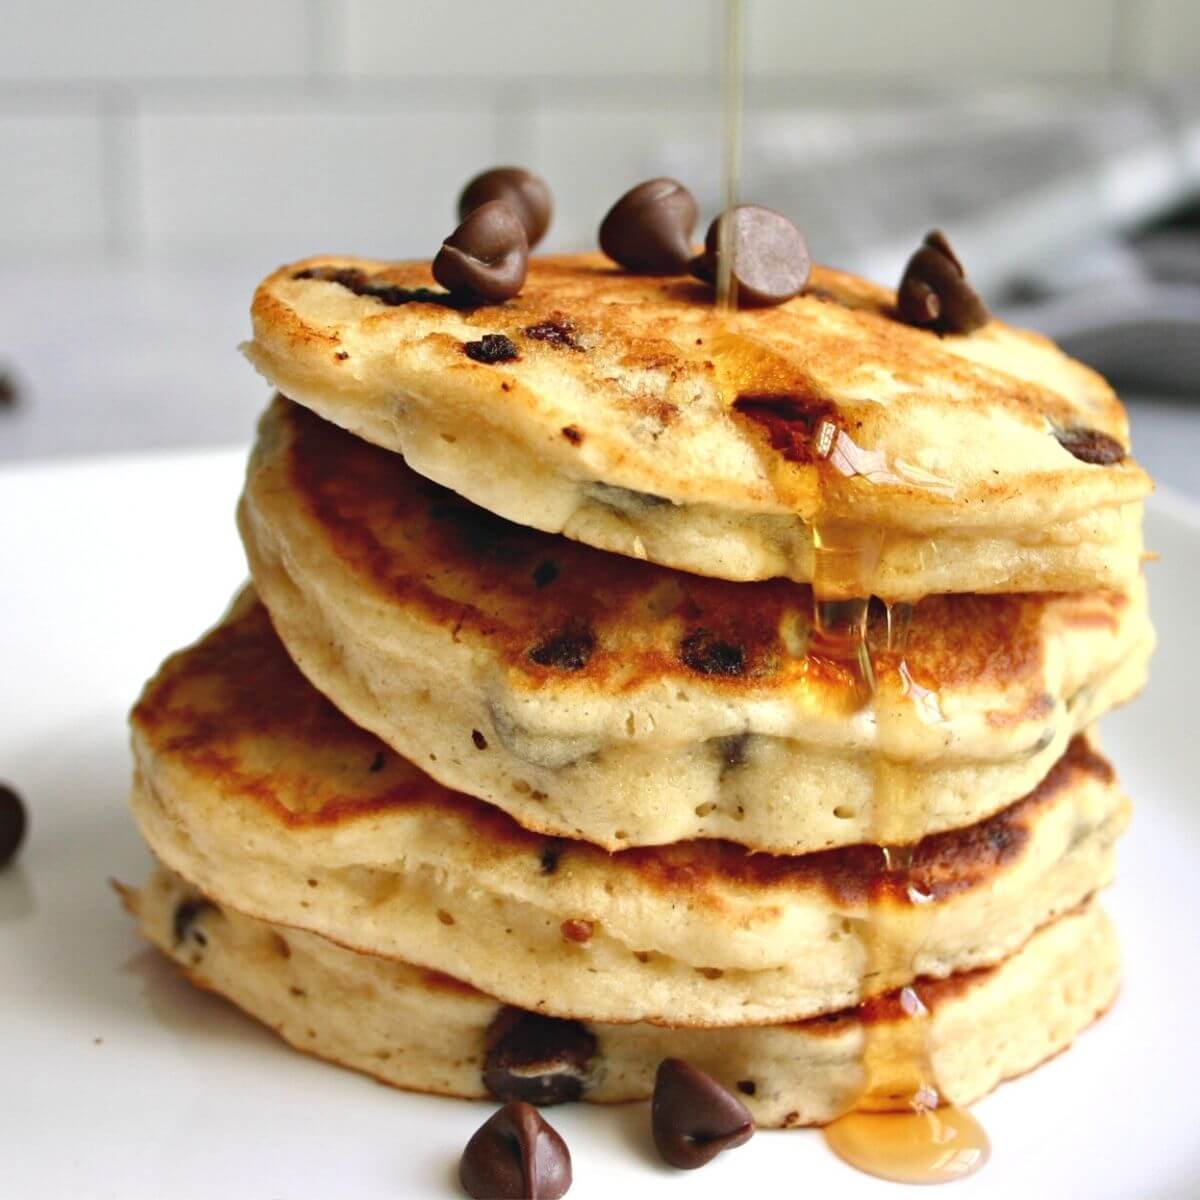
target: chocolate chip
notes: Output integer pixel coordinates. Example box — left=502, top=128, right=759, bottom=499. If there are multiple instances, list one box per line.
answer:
left=472, top=730, right=488, bottom=750
left=464, top=333, right=519, bottom=364
left=369, top=751, right=387, bottom=773
left=540, top=845, right=562, bottom=875
left=560, top=919, right=593, bottom=944
left=691, top=206, right=810, bottom=306
left=460, top=167, right=553, bottom=250
left=716, top=733, right=750, bottom=768
left=293, top=265, right=471, bottom=310
left=433, top=200, right=528, bottom=304
left=460, top=1100, right=571, bottom=1200
left=523, top=316, right=581, bottom=350
left=484, top=1010, right=596, bottom=1106
left=680, top=631, right=744, bottom=677
left=532, top=560, right=559, bottom=588
left=599, top=178, right=697, bottom=274
left=0, top=784, right=27, bottom=868
left=897, top=229, right=989, bottom=334
left=560, top=426, right=583, bottom=446
left=736, top=1080, right=757, bottom=1096
left=1054, top=425, right=1127, bottom=465
left=172, top=895, right=216, bottom=946
left=651, top=1058, right=755, bottom=1170
left=529, top=625, right=595, bottom=671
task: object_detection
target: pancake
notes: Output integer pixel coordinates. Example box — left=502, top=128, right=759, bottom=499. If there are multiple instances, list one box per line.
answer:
left=124, top=867, right=1120, bottom=1129
left=240, top=398, right=1152, bottom=855
left=245, top=254, right=1150, bottom=598
left=128, top=590, right=1129, bottom=1027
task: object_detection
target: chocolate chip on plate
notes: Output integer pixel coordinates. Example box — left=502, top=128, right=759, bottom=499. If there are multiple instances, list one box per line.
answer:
left=0, top=370, right=19, bottom=410
left=433, top=200, right=529, bottom=304
left=1054, top=425, right=1127, bottom=465
left=484, top=1009, right=597, bottom=1106
left=460, top=167, right=553, bottom=250
left=172, top=895, right=216, bottom=946
left=896, top=229, right=989, bottom=334
left=599, top=178, right=698, bottom=274
left=0, top=783, right=27, bottom=869
left=651, top=1058, right=755, bottom=1170
left=691, top=205, right=810, bottom=306
left=464, top=333, right=520, bottom=364
left=460, top=1100, right=572, bottom=1200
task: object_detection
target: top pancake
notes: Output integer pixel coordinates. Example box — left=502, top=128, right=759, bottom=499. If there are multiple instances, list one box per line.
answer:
left=246, top=253, right=1150, bottom=599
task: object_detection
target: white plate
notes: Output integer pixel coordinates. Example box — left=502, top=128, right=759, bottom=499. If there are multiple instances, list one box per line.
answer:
left=1, top=449, right=1197, bottom=1199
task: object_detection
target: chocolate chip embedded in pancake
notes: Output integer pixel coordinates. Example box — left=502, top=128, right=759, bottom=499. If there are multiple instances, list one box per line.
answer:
left=238, top=398, right=1153, bottom=857
left=127, top=592, right=1131, bottom=1027
left=128, top=866, right=1122, bottom=1130
left=245, top=252, right=1151, bottom=597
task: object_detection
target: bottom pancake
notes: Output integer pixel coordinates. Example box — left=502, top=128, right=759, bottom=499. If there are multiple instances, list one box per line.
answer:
left=122, top=866, right=1119, bottom=1130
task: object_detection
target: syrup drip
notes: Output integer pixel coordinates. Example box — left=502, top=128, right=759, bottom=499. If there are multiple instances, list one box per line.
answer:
left=715, top=0, right=743, bottom=312
left=713, top=4, right=987, bottom=1180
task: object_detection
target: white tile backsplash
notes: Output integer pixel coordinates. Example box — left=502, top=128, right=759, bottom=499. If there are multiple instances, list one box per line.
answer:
left=747, top=0, right=1119, bottom=78
left=344, top=0, right=717, bottom=80
left=138, top=100, right=496, bottom=260
left=0, top=111, right=105, bottom=255
left=1, top=0, right=313, bottom=82
left=1117, top=0, right=1200, bottom=80
left=527, top=99, right=720, bottom=253
left=0, top=0, right=1195, bottom=264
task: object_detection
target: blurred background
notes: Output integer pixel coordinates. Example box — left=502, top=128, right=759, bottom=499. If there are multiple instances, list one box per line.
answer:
left=1, top=0, right=1198, bottom=492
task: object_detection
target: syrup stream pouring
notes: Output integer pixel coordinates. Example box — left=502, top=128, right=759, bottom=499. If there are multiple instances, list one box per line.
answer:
left=713, top=2, right=988, bottom=1179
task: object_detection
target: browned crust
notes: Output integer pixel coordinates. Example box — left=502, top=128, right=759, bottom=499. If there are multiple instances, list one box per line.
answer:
left=132, top=596, right=1116, bottom=908
left=264, top=398, right=1132, bottom=703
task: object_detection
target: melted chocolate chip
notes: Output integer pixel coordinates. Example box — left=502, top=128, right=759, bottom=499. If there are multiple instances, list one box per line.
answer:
left=540, top=844, right=562, bottom=875
left=691, top=205, right=810, bottom=306
left=599, top=178, right=697, bottom=274
left=1054, top=425, right=1127, bottom=465
left=523, top=316, right=581, bottom=350
left=532, top=560, right=559, bottom=588
left=897, top=229, right=989, bottom=334
left=484, top=1010, right=596, bottom=1106
left=464, top=333, right=519, bottom=364
left=433, top=200, right=529, bottom=304
left=733, top=393, right=839, bottom=464
left=460, top=167, right=553, bottom=249
left=0, top=783, right=27, bottom=869
left=292, top=265, right=471, bottom=310
left=560, top=919, right=594, bottom=943
left=172, top=896, right=216, bottom=946
left=716, top=733, right=750, bottom=768
left=680, top=631, right=744, bottom=677
left=652, top=1058, right=755, bottom=1170
left=529, top=625, right=595, bottom=671
left=460, top=1100, right=572, bottom=1200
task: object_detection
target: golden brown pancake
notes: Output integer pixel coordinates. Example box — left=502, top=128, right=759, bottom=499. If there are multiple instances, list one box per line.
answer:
left=239, top=398, right=1152, bottom=853
left=245, top=254, right=1150, bottom=598
left=125, top=867, right=1119, bottom=1129
left=128, top=590, right=1129, bottom=1027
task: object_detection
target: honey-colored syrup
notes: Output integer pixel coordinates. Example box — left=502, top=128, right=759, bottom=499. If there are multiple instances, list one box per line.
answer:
left=713, top=4, right=987, bottom=1180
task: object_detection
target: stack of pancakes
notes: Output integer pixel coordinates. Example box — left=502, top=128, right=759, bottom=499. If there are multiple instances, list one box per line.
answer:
left=122, top=255, right=1153, bottom=1129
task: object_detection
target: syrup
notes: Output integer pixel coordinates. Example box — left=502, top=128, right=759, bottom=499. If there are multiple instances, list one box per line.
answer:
left=713, top=4, right=987, bottom=1180
left=715, top=0, right=743, bottom=312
